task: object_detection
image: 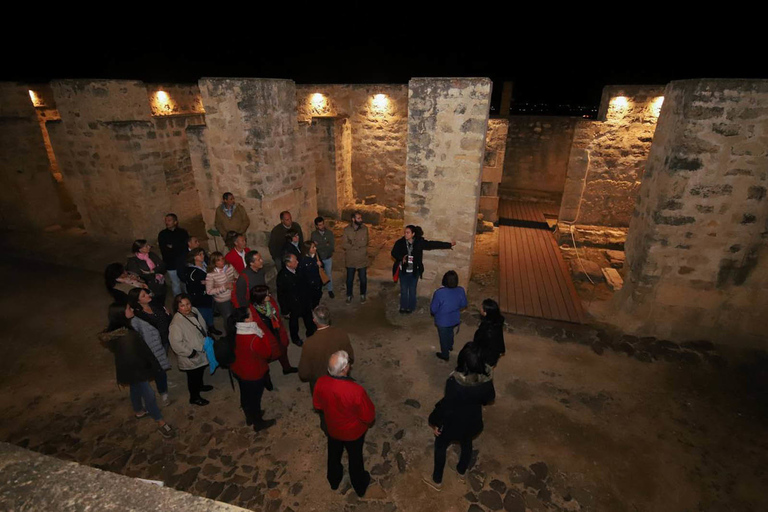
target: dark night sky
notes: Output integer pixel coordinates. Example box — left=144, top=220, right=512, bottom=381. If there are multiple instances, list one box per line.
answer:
left=4, top=18, right=765, bottom=109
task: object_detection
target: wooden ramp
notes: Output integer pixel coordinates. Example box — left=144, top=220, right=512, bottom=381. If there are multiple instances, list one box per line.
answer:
left=498, top=200, right=586, bottom=324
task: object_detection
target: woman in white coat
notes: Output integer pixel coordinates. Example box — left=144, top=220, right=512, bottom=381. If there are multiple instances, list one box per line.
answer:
left=169, top=294, right=212, bottom=406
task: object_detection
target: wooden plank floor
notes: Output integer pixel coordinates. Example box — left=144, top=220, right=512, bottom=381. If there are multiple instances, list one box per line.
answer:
left=498, top=200, right=586, bottom=324
left=498, top=200, right=560, bottom=228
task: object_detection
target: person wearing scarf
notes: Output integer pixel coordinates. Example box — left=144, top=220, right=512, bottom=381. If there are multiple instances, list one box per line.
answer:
left=181, top=247, right=221, bottom=336
left=126, top=239, right=167, bottom=305
left=249, top=285, right=298, bottom=376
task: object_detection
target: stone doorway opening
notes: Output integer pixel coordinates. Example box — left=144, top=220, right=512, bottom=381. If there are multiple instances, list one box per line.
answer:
left=303, top=116, right=353, bottom=220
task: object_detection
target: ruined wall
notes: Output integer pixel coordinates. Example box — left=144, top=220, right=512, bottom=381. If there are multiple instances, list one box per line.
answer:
left=479, top=118, right=508, bottom=222
left=0, top=83, right=67, bottom=230
left=614, top=79, right=768, bottom=348
left=48, top=80, right=206, bottom=242
left=299, top=118, right=337, bottom=218
left=193, top=79, right=316, bottom=258
left=296, top=84, right=407, bottom=210
left=560, top=85, right=664, bottom=228
left=405, top=78, right=492, bottom=294
left=501, top=116, right=579, bottom=200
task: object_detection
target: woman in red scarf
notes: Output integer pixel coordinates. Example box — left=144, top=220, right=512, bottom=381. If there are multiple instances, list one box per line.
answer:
left=249, top=285, right=298, bottom=376
left=126, top=239, right=167, bottom=305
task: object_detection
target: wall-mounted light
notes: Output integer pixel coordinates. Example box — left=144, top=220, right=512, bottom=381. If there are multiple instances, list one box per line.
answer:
left=651, top=96, right=664, bottom=117
left=310, top=93, right=328, bottom=112
left=155, top=90, right=169, bottom=103
left=28, top=90, right=43, bottom=107
left=372, top=94, right=388, bottom=109
left=611, top=96, right=629, bottom=109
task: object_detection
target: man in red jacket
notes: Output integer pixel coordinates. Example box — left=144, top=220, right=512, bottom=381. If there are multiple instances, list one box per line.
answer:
left=313, top=350, right=375, bottom=498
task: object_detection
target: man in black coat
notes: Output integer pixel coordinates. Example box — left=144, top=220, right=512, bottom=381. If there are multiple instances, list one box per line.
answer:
left=276, top=253, right=316, bottom=346
left=157, top=213, right=189, bottom=297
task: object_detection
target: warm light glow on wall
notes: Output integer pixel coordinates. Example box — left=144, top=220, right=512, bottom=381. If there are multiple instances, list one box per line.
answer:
left=28, top=90, right=43, bottom=107
left=651, top=96, right=664, bottom=117
left=371, top=93, right=391, bottom=115
left=156, top=90, right=169, bottom=103
left=311, top=93, right=327, bottom=111
left=611, top=96, right=629, bottom=109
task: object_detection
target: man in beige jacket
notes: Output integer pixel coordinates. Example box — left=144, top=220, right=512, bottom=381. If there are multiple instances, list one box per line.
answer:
left=343, top=211, right=369, bottom=304
left=214, top=192, right=250, bottom=243
left=298, top=305, right=354, bottom=394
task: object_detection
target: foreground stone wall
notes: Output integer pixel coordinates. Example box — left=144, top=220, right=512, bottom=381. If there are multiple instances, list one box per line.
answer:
left=405, top=78, right=492, bottom=293
left=296, top=84, right=407, bottom=210
left=614, top=79, right=768, bottom=348
left=501, top=116, right=579, bottom=200
left=0, top=83, right=66, bottom=230
left=194, top=79, right=316, bottom=258
left=559, top=85, right=664, bottom=228
left=480, top=118, right=508, bottom=222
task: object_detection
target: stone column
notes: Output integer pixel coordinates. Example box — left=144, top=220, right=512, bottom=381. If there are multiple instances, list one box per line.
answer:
left=194, top=79, right=316, bottom=255
left=613, top=79, right=768, bottom=348
left=405, top=78, right=492, bottom=294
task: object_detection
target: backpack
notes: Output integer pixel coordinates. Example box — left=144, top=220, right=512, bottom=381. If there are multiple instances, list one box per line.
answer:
left=213, top=334, right=236, bottom=368
left=231, top=271, right=250, bottom=308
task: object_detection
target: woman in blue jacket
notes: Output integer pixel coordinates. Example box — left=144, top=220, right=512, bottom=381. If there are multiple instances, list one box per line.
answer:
left=430, top=270, right=468, bottom=361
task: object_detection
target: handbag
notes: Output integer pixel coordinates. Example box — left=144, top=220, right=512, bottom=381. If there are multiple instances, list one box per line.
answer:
left=393, top=266, right=400, bottom=283
left=318, top=256, right=330, bottom=285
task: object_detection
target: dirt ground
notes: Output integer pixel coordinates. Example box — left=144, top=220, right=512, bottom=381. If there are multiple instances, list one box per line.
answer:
left=1, top=225, right=767, bottom=512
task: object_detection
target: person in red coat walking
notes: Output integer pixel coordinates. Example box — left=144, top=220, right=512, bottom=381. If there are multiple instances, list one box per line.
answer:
left=228, top=306, right=279, bottom=432
left=313, top=350, right=375, bottom=497
left=224, top=234, right=250, bottom=274
left=248, top=285, right=298, bottom=375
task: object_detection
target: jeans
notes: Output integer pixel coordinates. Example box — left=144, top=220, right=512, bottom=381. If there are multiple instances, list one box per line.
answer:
left=433, top=434, right=473, bottom=484
left=166, top=270, right=183, bottom=297
left=130, top=381, right=163, bottom=421
left=327, top=433, right=370, bottom=496
left=183, top=366, right=207, bottom=401
left=346, top=267, right=367, bottom=297
left=155, top=370, right=168, bottom=395
left=198, top=307, right=214, bottom=331
left=437, top=325, right=458, bottom=358
left=321, top=257, right=333, bottom=292
left=213, top=300, right=234, bottom=334
left=236, top=376, right=266, bottom=423
left=399, top=271, right=418, bottom=311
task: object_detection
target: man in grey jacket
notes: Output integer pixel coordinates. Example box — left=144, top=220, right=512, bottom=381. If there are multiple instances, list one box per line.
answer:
left=235, top=251, right=267, bottom=307
left=311, top=216, right=335, bottom=299
left=343, top=212, right=369, bottom=304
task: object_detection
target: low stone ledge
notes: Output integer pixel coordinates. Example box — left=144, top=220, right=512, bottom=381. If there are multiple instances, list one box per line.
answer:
left=0, top=442, right=247, bottom=512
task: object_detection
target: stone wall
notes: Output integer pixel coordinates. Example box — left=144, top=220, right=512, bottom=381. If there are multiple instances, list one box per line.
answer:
left=47, top=80, right=206, bottom=243
left=501, top=116, right=579, bottom=200
left=559, top=85, right=664, bottom=228
left=0, top=83, right=67, bottom=230
left=193, top=79, right=316, bottom=258
left=405, top=78, right=492, bottom=294
left=300, top=118, right=337, bottom=218
left=479, top=118, right=508, bottom=222
left=296, top=84, right=407, bottom=210
left=613, top=79, right=768, bottom=348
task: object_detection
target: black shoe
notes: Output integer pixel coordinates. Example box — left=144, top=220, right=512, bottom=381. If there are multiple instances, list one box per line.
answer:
left=264, top=376, right=274, bottom=391
left=253, top=418, right=276, bottom=432
left=404, top=309, right=413, bottom=314
left=201, top=385, right=214, bottom=392
left=190, top=397, right=209, bottom=406
left=292, top=339, right=304, bottom=347
left=208, top=326, right=222, bottom=336
left=282, top=367, right=298, bottom=375
left=399, top=309, right=406, bottom=314
left=435, top=352, right=449, bottom=361
left=355, top=472, right=372, bottom=498
left=245, top=409, right=266, bottom=426
left=328, top=291, right=335, bottom=299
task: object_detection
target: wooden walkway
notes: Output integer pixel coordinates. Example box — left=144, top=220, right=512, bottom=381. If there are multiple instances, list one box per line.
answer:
left=498, top=200, right=586, bottom=324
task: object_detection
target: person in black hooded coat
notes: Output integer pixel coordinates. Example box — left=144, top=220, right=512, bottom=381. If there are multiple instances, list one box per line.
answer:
left=423, top=342, right=495, bottom=491
left=473, top=298, right=506, bottom=367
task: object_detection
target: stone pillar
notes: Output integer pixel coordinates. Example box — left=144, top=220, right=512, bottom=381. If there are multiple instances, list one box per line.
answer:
left=194, top=79, right=316, bottom=256
left=499, top=81, right=514, bottom=116
left=405, top=78, right=492, bottom=294
left=0, top=83, right=66, bottom=230
left=613, top=79, right=768, bottom=348
left=479, top=118, right=508, bottom=222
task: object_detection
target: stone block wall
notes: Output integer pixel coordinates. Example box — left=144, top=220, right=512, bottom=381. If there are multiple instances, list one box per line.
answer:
left=299, top=118, right=339, bottom=218
left=480, top=118, right=508, bottom=222
left=47, top=80, right=206, bottom=243
left=405, top=78, right=492, bottom=294
left=559, top=85, right=664, bottom=228
left=296, top=84, right=407, bottom=210
left=501, top=116, right=579, bottom=200
left=613, top=79, right=768, bottom=348
left=194, top=79, right=316, bottom=256
left=0, top=83, right=67, bottom=230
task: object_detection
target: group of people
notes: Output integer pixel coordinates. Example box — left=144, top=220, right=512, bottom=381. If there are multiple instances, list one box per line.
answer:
left=99, top=192, right=507, bottom=497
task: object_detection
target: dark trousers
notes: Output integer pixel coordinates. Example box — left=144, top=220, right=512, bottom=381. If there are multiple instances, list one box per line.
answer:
left=345, top=267, right=367, bottom=297
left=274, top=345, right=293, bottom=371
left=236, top=376, right=265, bottom=423
left=433, top=434, right=473, bottom=483
left=437, top=325, right=458, bottom=358
left=155, top=370, right=168, bottom=395
left=183, top=366, right=206, bottom=401
left=213, top=300, right=234, bottom=334
left=288, top=306, right=316, bottom=342
left=327, top=433, right=370, bottom=497
left=399, top=271, right=418, bottom=311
